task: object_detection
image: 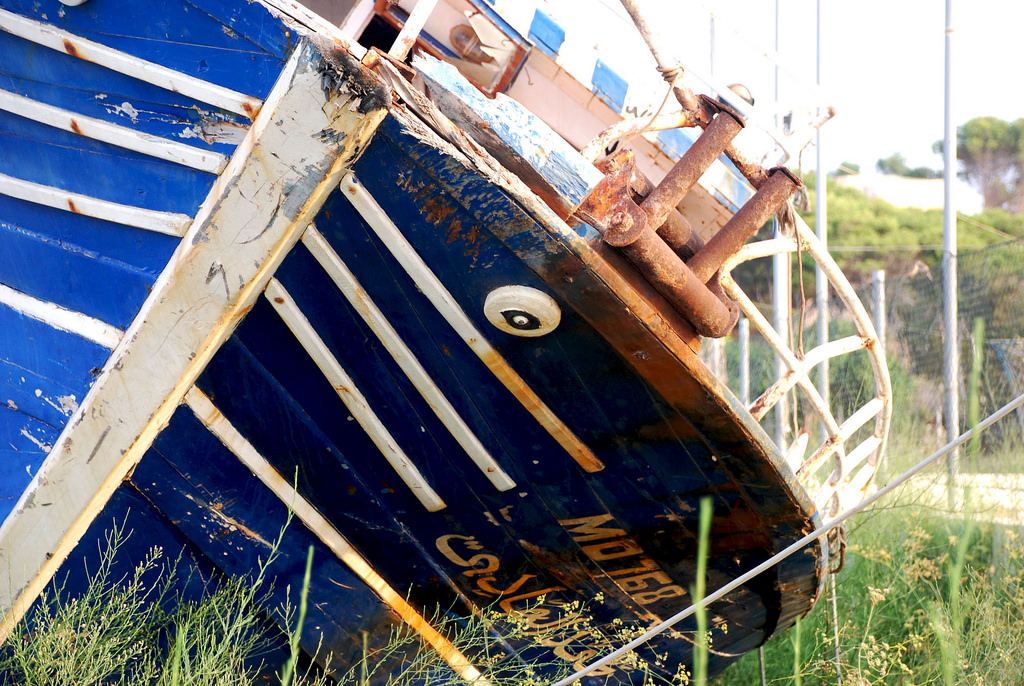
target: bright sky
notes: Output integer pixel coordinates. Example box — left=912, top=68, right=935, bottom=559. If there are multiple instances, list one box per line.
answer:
left=531, top=0, right=1022, bottom=212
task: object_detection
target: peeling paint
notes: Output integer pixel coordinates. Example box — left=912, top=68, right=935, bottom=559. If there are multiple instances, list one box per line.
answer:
left=18, top=429, right=51, bottom=452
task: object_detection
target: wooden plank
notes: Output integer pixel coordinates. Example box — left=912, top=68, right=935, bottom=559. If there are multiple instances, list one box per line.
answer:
left=0, top=39, right=390, bottom=638
left=0, top=173, right=192, bottom=236
left=0, top=283, right=121, bottom=350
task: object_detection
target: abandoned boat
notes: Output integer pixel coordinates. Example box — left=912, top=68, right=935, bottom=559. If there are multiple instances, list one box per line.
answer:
left=0, top=0, right=890, bottom=681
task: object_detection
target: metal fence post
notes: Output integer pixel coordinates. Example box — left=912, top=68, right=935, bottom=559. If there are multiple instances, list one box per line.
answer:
left=739, top=317, right=750, bottom=407
left=872, top=270, right=886, bottom=355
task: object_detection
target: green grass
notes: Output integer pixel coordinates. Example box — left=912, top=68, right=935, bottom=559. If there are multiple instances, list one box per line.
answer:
left=716, top=497, right=1024, bottom=685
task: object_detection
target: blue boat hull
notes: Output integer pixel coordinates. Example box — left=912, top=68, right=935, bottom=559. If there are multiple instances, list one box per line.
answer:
left=0, top=1, right=828, bottom=682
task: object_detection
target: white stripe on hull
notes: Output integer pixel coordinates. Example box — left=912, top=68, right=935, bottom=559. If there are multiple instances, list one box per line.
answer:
left=340, top=173, right=604, bottom=473
left=302, top=226, right=516, bottom=492
left=183, top=388, right=485, bottom=684
left=0, top=89, right=229, bottom=173
left=264, top=278, right=447, bottom=512
left=0, top=283, right=121, bottom=350
left=0, top=8, right=262, bottom=118
left=0, top=172, right=191, bottom=236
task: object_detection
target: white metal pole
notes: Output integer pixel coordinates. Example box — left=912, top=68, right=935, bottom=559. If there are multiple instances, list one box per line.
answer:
left=772, top=0, right=790, bottom=450
left=739, top=318, right=751, bottom=406
left=709, top=13, right=716, bottom=77
left=872, top=270, right=886, bottom=354
left=942, top=0, right=959, bottom=504
left=815, top=0, right=830, bottom=444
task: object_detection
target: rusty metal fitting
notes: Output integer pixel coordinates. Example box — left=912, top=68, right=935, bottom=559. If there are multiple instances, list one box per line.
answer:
left=575, top=151, right=648, bottom=247
left=687, top=166, right=802, bottom=283
left=575, top=150, right=736, bottom=337
left=656, top=212, right=703, bottom=261
left=619, top=232, right=735, bottom=337
left=642, top=101, right=745, bottom=231
left=706, top=271, right=740, bottom=333
left=622, top=161, right=706, bottom=261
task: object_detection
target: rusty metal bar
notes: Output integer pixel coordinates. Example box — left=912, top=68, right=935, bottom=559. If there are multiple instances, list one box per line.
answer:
left=575, top=152, right=735, bottom=337
left=687, top=167, right=800, bottom=283
left=624, top=157, right=705, bottom=260
left=656, top=212, right=703, bottom=261
left=617, top=230, right=735, bottom=337
left=641, top=108, right=744, bottom=229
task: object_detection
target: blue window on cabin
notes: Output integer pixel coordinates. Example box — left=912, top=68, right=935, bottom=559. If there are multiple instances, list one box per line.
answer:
left=529, top=10, right=565, bottom=56
left=591, top=60, right=628, bottom=113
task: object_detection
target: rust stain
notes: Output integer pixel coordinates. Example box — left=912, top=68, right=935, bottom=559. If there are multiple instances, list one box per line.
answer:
left=241, top=101, right=258, bottom=120
left=67, top=199, right=80, bottom=213
left=272, top=296, right=285, bottom=304
left=69, top=119, right=83, bottom=135
left=62, top=40, right=80, bottom=59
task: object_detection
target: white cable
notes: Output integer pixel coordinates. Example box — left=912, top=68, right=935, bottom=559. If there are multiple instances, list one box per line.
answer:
left=551, top=391, right=1024, bottom=686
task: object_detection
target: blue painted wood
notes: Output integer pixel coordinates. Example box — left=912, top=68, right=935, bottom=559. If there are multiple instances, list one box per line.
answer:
left=0, top=32, right=248, bottom=156
left=591, top=59, right=628, bottom=113
left=0, top=6, right=826, bottom=679
left=139, top=406, right=424, bottom=673
left=528, top=9, right=564, bottom=56
left=0, top=306, right=110, bottom=523
left=0, top=109, right=216, bottom=216
left=2, top=0, right=290, bottom=100
left=0, top=196, right=177, bottom=328
left=0, top=408, right=57, bottom=521
left=0, top=304, right=109, bottom=424
left=27, top=481, right=309, bottom=682
left=150, top=114, right=816, bottom=680
left=414, top=55, right=604, bottom=212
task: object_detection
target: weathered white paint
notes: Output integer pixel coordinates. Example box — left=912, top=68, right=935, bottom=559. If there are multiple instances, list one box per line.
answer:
left=0, top=41, right=390, bottom=640
left=264, top=278, right=446, bottom=512
left=183, top=387, right=485, bottom=683
left=0, top=89, right=228, bottom=173
left=0, top=283, right=122, bottom=350
left=0, top=172, right=193, bottom=236
left=0, top=8, right=263, bottom=119
left=340, top=173, right=604, bottom=473
left=388, top=0, right=438, bottom=60
left=302, top=226, right=516, bottom=492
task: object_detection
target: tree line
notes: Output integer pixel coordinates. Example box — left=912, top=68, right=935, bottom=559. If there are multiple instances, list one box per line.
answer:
left=866, top=116, right=1024, bottom=213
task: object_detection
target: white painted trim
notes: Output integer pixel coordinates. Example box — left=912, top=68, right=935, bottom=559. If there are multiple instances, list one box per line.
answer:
left=183, top=388, right=485, bottom=683
left=0, top=89, right=228, bottom=173
left=340, top=173, right=604, bottom=473
left=0, top=41, right=390, bottom=641
left=0, top=172, right=192, bottom=236
left=388, top=0, right=437, bottom=60
left=303, top=226, right=516, bottom=492
left=264, top=278, right=446, bottom=512
left=0, top=8, right=263, bottom=119
left=0, top=283, right=121, bottom=350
